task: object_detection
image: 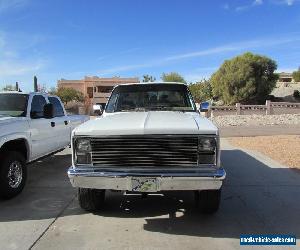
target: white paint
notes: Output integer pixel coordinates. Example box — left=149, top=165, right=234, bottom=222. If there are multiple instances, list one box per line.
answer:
left=73, top=111, right=218, bottom=136
left=0, top=92, right=88, bottom=162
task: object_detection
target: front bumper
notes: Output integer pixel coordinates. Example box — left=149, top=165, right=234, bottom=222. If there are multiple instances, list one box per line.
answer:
left=68, top=167, right=226, bottom=192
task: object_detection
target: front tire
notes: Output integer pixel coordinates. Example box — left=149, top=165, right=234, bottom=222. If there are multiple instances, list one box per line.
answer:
left=0, top=151, right=27, bottom=199
left=195, top=189, right=221, bottom=214
left=78, top=188, right=105, bottom=212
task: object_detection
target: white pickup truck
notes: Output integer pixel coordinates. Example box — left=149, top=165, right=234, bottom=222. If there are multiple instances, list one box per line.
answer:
left=0, top=92, right=89, bottom=199
left=68, top=83, right=226, bottom=213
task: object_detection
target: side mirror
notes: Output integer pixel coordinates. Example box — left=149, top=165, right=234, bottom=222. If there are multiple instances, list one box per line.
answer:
left=93, top=104, right=103, bottom=115
left=200, top=101, right=210, bottom=112
left=43, top=103, right=54, bottom=119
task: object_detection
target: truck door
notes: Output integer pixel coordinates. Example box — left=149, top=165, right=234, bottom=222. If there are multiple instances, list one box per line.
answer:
left=48, top=96, right=71, bottom=148
left=29, top=95, right=58, bottom=159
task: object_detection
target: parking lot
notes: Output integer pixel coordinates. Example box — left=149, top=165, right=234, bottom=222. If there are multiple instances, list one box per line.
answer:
left=0, top=139, right=299, bottom=250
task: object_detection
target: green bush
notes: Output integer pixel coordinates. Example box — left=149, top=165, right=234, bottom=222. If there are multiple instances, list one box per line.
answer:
left=292, top=70, right=300, bottom=82
left=52, top=87, right=84, bottom=104
left=189, top=80, right=212, bottom=102
left=161, top=72, right=186, bottom=83
left=210, top=52, right=278, bottom=105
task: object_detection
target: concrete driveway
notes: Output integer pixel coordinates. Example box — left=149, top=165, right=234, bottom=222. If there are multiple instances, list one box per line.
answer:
left=0, top=140, right=299, bottom=250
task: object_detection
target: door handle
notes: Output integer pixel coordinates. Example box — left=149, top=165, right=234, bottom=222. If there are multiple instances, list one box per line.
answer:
left=64, top=120, right=69, bottom=125
left=51, top=122, right=55, bottom=127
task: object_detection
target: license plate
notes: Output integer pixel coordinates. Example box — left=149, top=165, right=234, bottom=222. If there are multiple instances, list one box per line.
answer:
left=131, top=177, right=157, bottom=192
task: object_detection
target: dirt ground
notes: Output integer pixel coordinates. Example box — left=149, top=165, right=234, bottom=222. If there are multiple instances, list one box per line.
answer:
left=228, top=135, right=300, bottom=168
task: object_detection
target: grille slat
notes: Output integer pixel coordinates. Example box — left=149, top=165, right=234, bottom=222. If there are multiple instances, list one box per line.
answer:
left=90, top=135, right=200, bottom=167
left=92, top=149, right=197, bottom=152
left=92, top=157, right=198, bottom=161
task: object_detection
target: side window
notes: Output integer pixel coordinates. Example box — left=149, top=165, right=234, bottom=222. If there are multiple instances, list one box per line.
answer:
left=106, top=93, right=119, bottom=113
left=48, top=97, right=64, bottom=117
left=30, top=95, right=47, bottom=119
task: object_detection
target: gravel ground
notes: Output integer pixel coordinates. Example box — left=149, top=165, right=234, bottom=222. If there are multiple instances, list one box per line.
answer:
left=228, top=135, right=300, bottom=168
left=211, top=114, right=300, bottom=127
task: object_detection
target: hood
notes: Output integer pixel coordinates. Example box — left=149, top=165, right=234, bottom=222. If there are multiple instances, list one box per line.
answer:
left=0, top=116, right=22, bottom=125
left=73, top=111, right=218, bottom=136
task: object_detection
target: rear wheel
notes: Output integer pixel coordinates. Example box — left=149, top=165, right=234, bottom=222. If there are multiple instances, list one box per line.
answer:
left=195, top=189, right=221, bottom=214
left=0, top=151, right=27, bottom=199
left=78, top=188, right=105, bottom=211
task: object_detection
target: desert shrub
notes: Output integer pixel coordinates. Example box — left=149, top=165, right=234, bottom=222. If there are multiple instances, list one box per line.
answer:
left=210, top=52, right=278, bottom=104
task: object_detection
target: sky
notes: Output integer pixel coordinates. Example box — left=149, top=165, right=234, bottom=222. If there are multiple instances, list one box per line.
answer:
left=0, top=0, right=300, bottom=91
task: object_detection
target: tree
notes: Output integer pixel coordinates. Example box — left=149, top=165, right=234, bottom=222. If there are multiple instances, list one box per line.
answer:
left=292, top=69, right=300, bottom=82
left=189, top=80, right=212, bottom=102
left=1, top=84, right=15, bottom=91
left=48, top=87, right=57, bottom=95
left=142, top=75, right=156, bottom=82
left=210, top=52, right=278, bottom=104
left=54, top=87, right=84, bottom=104
left=161, top=72, right=186, bottom=83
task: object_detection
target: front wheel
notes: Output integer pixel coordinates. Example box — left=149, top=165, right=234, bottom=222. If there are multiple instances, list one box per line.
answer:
left=195, top=189, right=221, bottom=214
left=0, top=151, right=27, bottom=199
left=78, top=188, right=105, bottom=212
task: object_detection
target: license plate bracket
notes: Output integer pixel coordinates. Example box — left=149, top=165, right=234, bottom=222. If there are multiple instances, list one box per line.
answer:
left=131, top=177, right=157, bottom=192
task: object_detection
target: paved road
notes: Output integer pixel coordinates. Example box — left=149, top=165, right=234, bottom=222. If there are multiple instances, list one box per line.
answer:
left=0, top=140, right=299, bottom=250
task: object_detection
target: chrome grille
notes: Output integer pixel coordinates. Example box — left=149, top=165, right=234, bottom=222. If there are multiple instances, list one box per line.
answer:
left=90, top=135, right=199, bottom=167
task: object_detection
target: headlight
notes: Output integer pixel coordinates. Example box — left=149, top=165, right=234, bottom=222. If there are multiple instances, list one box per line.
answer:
left=76, top=138, right=91, bottom=152
left=199, top=138, right=216, bottom=151
left=74, top=138, right=91, bottom=164
left=198, top=137, right=217, bottom=165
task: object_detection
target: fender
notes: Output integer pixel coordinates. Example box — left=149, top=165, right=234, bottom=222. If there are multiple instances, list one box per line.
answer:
left=0, top=132, right=31, bottom=162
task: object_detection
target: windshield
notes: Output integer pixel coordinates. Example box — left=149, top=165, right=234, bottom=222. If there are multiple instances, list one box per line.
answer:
left=0, top=93, right=29, bottom=117
left=105, top=84, right=196, bottom=113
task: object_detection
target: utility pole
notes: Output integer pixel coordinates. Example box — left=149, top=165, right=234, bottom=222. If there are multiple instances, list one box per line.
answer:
left=34, top=76, right=38, bottom=92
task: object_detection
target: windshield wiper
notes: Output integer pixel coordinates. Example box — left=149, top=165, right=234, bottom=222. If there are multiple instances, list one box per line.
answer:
left=147, top=106, right=193, bottom=112
left=116, top=107, right=146, bottom=112
left=148, top=106, right=170, bottom=110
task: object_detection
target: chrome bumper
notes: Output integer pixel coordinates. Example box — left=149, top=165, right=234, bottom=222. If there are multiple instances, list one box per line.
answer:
left=68, top=167, right=226, bottom=191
